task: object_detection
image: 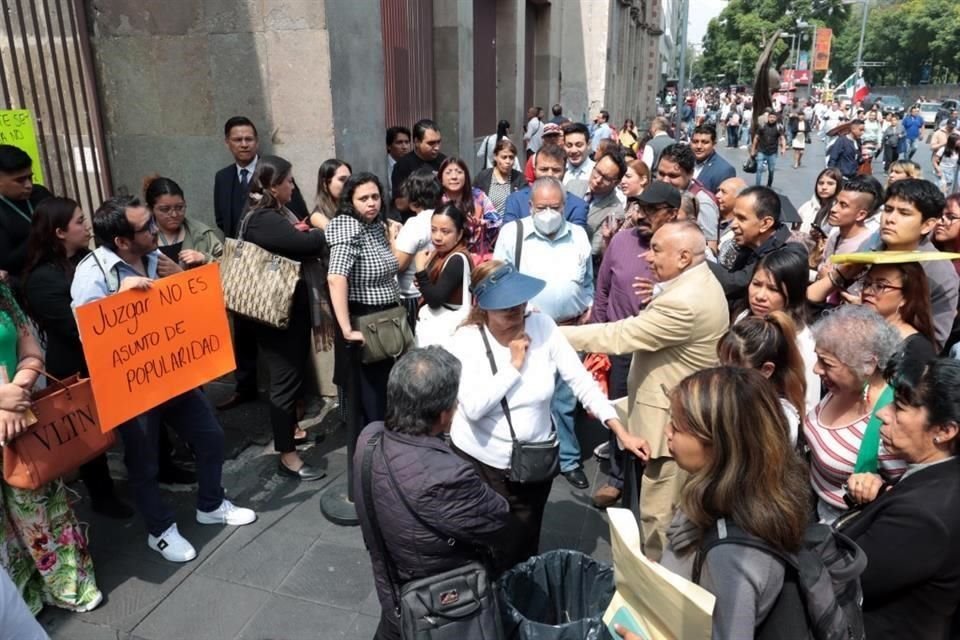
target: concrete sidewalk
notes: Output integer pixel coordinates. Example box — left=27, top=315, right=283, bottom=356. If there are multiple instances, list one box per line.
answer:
left=38, top=381, right=616, bottom=640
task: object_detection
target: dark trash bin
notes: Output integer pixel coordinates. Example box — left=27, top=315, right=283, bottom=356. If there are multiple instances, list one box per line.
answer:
left=497, top=550, right=616, bottom=640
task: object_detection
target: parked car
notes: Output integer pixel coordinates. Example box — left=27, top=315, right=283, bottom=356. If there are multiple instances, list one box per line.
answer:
left=917, top=101, right=941, bottom=128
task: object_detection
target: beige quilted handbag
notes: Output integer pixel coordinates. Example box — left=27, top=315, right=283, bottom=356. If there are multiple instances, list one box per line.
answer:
left=219, top=211, right=301, bottom=329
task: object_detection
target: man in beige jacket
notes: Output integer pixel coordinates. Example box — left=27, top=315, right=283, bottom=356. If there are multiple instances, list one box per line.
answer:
left=561, top=221, right=729, bottom=560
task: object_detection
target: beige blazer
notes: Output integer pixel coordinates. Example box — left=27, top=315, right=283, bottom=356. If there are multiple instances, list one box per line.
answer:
left=562, top=261, right=729, bottom=459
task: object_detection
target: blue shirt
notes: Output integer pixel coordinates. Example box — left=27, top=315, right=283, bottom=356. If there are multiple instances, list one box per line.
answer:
left=590, top=123, right=613, bottom=152
left=493, top=218, right=593, bottom=322
left=71, top=246, right=161, bottom=308
left=502, top=187, right=589, bottom=231
left=902, top=115, right=924, bottom=141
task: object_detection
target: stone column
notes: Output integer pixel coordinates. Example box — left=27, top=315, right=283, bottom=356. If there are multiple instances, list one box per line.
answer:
left=432, top=0, right=473, bottom=159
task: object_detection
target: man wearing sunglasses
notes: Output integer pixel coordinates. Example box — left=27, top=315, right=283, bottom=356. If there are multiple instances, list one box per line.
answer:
left=71, top=196, right=257, bottom=564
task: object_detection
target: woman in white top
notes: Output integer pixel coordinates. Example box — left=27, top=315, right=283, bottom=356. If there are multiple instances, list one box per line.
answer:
left=739, top=248, right=821, bottom=415
left=448, top=260, right=648, bottom=572
left=476, top=119, right=521, bottom=173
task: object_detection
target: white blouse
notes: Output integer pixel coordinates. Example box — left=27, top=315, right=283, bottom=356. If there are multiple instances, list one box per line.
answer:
left=448, top=312, right=617, bottom=470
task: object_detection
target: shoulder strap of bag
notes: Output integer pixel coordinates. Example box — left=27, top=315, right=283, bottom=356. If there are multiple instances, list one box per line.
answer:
left=479, top=326, right=519, bottom=444
left=514, top=220, right=524, bottom=269
left=457, top=251, right=470, bottom=309
left=692, top=518, right=795, bottom=584
left=378, top=433, right=460, bottom=547
left=360, top=432, right=403, bottom=614
left=854, top=384, right=894, bottom=474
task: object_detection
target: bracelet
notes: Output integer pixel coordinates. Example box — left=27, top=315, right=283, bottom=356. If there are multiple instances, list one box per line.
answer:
left=827, top=269, right=847, bottom=290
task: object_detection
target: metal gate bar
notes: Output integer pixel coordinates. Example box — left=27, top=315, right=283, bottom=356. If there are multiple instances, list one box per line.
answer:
left=0, top=0, right=110, bottom=214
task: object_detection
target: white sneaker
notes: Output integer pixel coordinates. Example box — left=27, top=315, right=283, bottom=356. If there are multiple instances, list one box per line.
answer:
left=196, top=499, right=257, bottom=526
left=147, top=523, right=196, bottom=562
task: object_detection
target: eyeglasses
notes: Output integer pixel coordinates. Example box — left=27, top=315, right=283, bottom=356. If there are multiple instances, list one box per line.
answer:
left=154, top=204, right=186, bottom=216
left=591, top=167, right=620, bottom=185
left=638, top=204, right=673, bottom=217
left=861, top=279, right=902, bottom=295
left=130, top=216, right=158, bottom=236
left=939, top=212, right=960, bottom=224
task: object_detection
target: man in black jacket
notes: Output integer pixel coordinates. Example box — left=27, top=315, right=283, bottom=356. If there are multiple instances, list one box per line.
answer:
left=708, top=185, right=807, bottom=309
left=390, top=119, right=445, bottom=196
left=212, top=116, right=308, bottom=410
left=0, top=145, right=52, bottom=287
left=354, top=347, right=509, bottom=640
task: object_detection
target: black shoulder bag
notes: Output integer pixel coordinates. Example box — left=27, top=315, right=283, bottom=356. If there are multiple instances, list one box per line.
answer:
left=480, top=328, right=560, bottom=484
left=360, top=432, right=502, bottom=640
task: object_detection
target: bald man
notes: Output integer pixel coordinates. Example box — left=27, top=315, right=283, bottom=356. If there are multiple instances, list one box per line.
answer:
left=715, top=177, right=747, bottom=267
left=561, top=221, right=729, bottom=560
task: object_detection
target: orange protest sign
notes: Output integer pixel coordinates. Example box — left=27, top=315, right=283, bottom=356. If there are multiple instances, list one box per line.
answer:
left=75, top=263, right=236, bottom=432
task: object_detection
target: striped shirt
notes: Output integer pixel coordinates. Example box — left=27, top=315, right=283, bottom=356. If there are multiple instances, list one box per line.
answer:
left=804, top=393, right=907, bottom=522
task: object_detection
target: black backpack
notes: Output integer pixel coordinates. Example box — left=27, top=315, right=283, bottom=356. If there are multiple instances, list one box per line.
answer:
left=693, top=519, right=866, bottom=640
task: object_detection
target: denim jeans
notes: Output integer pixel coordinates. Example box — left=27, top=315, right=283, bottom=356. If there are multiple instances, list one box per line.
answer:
left=551, top=375, right=581, bottom=472
left=117, top=388, right=225, bottom=536
left=756, top=151, right=778, bottom=186
left=906, top=137, right=918, bottom=159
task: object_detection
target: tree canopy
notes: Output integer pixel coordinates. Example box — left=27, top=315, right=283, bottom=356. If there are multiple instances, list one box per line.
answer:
left=699, top=0, right=960, bottom=88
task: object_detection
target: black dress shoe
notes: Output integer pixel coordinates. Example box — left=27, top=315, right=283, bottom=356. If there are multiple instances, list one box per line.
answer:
left=216, top=392, right=257, bottom=411
left=157, top=465, right=197, bottom=485
left=277, top=461, right=327, bottom=481
left=293, top=433, right=326, bottom=446
left=562, top=467, right=589, bottom=490
left=90, top=494, right=135, bottom=519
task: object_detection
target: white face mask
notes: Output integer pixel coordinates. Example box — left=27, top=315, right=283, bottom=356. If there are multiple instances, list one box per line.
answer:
left=533, top=208, right=563, bottom=235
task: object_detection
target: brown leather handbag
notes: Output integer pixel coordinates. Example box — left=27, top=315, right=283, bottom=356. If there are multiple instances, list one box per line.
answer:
left=3, top=371, right=115, bottom=490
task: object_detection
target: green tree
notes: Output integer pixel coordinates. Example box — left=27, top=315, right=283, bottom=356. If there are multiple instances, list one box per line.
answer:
left=700, top=0, right=850, bottom=86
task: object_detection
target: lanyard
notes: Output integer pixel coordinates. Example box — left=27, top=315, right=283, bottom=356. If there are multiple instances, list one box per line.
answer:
left=0, top=195, right=32, bottom=223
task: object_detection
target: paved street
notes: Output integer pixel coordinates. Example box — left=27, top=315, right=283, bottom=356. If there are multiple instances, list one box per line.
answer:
left=38, top=379, right=615, bottom=640
left=714, top=125, right=938, bottom=208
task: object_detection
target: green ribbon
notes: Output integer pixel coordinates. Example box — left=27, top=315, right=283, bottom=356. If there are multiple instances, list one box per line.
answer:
left=854, top=384, right=894, bottom=474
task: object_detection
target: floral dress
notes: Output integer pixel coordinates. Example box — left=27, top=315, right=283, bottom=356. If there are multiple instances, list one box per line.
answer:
left=0, top=285, right=100, bottom=614
left=444, top=187, right=501, bottom=259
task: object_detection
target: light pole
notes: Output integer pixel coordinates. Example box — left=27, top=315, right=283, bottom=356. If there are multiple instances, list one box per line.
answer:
left=674, top=0, right=689, bottom=141
left=856, top=0, right=869, bottom=70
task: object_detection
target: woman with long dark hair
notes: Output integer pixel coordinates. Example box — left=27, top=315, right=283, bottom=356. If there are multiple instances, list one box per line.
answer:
left=143, top=175, right=222, bottom=268
left=858, top=262, right=938, bottom=361
left=21, top=197, right=134, bottom=518
left=797, top=167, right=842, bottom=236
left=327, top=172, right=401, bottom=430
left=477, top=119, right=512, bottom=171
left=438, top=157, right=500, bottom=257
left=242, top=156, right=331, bottom=480
left=310, top=158, right=352, bottom=230
left=741, top=248, right=820, bottom=413
left=413, top=203, right=472, bottom=346
left=658, top=367, right=810, bottom=639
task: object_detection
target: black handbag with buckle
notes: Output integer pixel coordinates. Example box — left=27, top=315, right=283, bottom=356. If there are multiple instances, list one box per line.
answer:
left=480, top=328, right=560, bottom=484
left=360, top=432, right=502, bottom=640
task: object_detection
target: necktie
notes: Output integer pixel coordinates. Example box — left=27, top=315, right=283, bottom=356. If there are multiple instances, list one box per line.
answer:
left=240, top=168, right=249, bottom=188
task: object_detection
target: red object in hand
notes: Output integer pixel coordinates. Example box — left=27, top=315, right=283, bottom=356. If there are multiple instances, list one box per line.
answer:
left=584, top=353, right=611, bottom=400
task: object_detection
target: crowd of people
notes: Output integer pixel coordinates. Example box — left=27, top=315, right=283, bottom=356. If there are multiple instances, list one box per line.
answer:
left=0, top=93, right=959, bottom=640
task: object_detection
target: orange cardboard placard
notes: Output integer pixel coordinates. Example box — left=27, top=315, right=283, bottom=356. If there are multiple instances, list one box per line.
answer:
left=75, top=263, right=236, bottom=432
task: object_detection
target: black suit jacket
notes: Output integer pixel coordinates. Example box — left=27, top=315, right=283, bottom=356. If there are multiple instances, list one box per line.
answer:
left=214, top=162, right=309, bottom=238
left=839, top=457, right=960, bottom=640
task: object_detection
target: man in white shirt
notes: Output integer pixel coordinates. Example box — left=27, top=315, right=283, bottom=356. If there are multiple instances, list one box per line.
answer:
left=641, top=116, right=673, bottom=173
left=562, top=122, right=594, bottom=198
left=392, top=169, right=444, bottom=327
left=494, top=177, right=595, bottom=489
left=523, top=106, right=544, bottom=159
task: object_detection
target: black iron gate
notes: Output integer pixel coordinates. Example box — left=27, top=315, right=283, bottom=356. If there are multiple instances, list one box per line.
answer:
left=0, top=0, right=110, bottom=214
